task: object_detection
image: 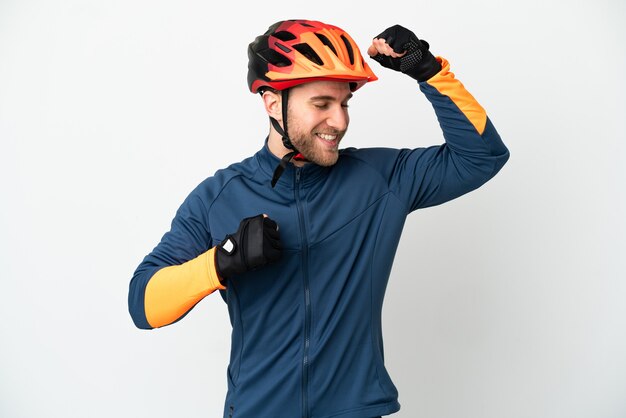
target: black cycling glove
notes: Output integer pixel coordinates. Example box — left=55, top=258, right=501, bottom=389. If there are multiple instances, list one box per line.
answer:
left=215, top=214, right=282, bottom=280
left=371, top=24, right=441, bottom=82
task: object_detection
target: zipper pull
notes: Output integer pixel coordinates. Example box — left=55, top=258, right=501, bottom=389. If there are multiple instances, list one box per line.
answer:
left=295, top=168, right=301, bottom=184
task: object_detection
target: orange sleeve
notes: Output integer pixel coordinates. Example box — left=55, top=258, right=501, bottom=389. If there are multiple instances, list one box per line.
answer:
left=426, top=57, right=488, bottom=135
left=144, top=247, right=225, bottom=328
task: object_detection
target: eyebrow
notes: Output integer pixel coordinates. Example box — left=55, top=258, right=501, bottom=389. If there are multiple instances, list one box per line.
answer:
left=309, top=93, right=353, bottom=102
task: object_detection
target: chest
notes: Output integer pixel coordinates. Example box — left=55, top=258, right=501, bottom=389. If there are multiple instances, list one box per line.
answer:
left=208, top=167, right=393, bottom=250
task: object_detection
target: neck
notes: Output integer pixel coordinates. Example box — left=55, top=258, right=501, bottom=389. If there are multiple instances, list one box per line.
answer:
left=267, top=126, right=307, bottom=167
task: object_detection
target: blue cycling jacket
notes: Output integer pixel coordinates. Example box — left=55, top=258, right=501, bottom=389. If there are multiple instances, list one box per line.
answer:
left=128, top=57, right=509, bottom=418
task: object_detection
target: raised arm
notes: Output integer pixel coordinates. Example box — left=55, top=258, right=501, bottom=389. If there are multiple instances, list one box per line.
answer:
left=367, top=24, right=509, bottom=211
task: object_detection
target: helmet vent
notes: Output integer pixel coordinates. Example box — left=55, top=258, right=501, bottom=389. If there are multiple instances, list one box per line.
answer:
left=293, top=43, right=324, bottom=66
left=273, top=31, right=297, bottom=42
left=315, top=34, right=338, bottom=56
left=340, top=35, right=354, bottom=65
left=275, top=42, right=292, bottom=53
left=258, top=48, right=292, bottom=67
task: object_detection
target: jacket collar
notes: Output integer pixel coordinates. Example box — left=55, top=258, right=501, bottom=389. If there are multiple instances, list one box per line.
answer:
left=255, top=138, right=330, bottom=189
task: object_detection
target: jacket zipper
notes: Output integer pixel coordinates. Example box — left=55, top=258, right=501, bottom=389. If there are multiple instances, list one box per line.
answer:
left=295, top=168, right=311, bottom=418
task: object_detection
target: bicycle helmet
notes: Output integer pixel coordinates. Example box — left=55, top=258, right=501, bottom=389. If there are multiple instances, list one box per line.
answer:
left=248, top=19, right=378, bottom=93
left=247, top=20, right=377, bottom=187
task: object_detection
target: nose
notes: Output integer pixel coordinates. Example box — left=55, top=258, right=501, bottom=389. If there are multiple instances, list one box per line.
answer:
left=326, top=105, right=349, bottom=131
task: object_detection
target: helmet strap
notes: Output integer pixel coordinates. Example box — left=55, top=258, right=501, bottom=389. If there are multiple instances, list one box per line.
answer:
left=268, top=89, right=306, bottom=188
left=269, top=116, right=293, bottom=151
left=269, top=89, right=295, bottom=150
left=271, top=150, right=297, bottom=188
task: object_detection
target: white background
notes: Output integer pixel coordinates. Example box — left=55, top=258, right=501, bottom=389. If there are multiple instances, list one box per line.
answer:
left=1, top=1, right=625, bottom=417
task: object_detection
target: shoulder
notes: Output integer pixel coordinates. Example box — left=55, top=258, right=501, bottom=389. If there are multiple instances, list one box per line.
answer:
left=340, top=147, right=403, bottom=163
left=187, top=154, right=260, bottom=208
left=338, top=147, right=404, bottom=174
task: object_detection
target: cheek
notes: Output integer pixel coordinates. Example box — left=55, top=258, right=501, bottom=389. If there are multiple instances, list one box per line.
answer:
left=296, top=116, right=321, bottom=134
left=289, top=108, right=316, bottom=130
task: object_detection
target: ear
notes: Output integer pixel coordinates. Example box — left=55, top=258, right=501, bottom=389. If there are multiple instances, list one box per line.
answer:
left=262, top=90, right=282, bottom=122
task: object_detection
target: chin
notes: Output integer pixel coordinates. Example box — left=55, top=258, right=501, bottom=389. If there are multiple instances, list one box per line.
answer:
left=313, top=154, right=339, bottom=167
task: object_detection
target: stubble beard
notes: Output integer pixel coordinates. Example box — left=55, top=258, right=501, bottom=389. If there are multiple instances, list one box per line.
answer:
left=288, top=119, right=346, bottom=167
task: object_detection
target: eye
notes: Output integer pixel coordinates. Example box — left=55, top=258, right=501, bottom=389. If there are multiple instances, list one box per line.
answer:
left=313, top=103, right=328, bottom=109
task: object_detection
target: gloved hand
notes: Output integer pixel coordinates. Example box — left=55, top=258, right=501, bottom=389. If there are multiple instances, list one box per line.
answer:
left=367, top=24, right=441, bottom=82
left=215, top=214, right=282, bottom=280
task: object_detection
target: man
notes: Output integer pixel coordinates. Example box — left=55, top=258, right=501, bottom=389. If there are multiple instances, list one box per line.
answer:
left=128, top=19, right=509, bottom=418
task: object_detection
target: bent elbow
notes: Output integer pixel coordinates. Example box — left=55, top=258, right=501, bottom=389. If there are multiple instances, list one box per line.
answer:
left=492, top=146, right=510, bottom=177
left=128, top=275, right=154, bottom=330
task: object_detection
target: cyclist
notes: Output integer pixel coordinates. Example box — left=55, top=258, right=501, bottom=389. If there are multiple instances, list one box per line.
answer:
left=129, top=19, right=509, bottom=418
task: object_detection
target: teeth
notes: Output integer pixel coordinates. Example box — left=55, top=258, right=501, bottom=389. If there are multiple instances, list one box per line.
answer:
left=317, top=133, right=337, bottom=141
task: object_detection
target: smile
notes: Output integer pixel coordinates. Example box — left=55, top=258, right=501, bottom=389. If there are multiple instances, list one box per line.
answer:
left=316, top=133, right=338, bottom=142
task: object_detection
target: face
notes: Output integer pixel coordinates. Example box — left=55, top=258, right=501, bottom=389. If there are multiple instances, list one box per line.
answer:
left=285, top=81, right=352, bottom=166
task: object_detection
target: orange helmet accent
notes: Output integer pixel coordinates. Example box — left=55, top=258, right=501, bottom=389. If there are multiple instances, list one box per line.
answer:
left=248, top=20, right=378, bottom=93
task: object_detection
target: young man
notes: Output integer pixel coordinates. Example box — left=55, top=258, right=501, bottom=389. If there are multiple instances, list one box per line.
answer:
left=128, top=20, right=509, bottom=418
